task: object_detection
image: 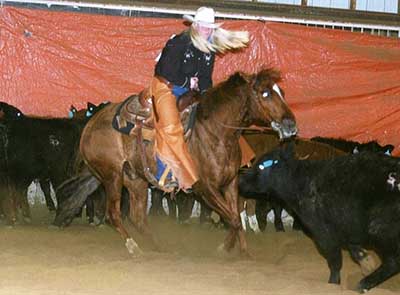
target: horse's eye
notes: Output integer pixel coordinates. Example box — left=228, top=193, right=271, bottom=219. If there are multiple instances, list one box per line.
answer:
left=262, top=90, right=271, bottom=98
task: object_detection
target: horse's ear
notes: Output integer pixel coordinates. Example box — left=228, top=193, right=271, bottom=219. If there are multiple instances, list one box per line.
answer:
left=257, top=68, right=282, bottom=86
left=228, top=71, right=251, bottom=86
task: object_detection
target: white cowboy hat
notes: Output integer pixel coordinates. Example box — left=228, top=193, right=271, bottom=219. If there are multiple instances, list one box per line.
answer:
left=183, top=7, right=222, bottom=28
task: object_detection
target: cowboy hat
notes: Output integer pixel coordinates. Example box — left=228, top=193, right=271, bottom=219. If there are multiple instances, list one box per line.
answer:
left=183, top=7, right=222, bottom=28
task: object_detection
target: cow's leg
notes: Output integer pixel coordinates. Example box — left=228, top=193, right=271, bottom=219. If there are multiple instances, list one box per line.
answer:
left=357, top=255, right=400, bottom=292
left=292, top=216, right=303, bottom=231
left=316, top=239, right=343, bottom=284
left=199, top=201, right=212, bottom=224
left=91, top=187, right=106, bottom=225
left=85, top=197, right=95, bottom=225
left=272, top=200, right=285, bottom=232
left=2, top=193, right=17, bottom=226
left=40, top=180, right=56, bottom=212
left=149, top=188, right=166, bottom=216
left=176, top=190, right=195, bottom=223
left=15, top=188, right=31, bottom=224
left=245, top=199, right=260, bottom=233
left=166, top=194, right=177, bottom=220
left=255, top=199, right=269, bottom=232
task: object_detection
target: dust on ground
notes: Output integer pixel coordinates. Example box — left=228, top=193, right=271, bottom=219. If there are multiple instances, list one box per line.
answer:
left=0, top=205, right=399, bottom=295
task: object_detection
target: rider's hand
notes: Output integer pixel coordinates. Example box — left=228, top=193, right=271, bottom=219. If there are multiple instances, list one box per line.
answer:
left=190, top=77, right=199, bottom=91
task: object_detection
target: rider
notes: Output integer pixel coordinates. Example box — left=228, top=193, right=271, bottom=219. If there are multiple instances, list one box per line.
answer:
left=151, top=6, right=249, bottom=191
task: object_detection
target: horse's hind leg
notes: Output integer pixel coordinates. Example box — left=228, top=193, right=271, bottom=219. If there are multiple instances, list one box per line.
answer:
left=103, top=177, right=141, bottom=255
left=124, top=178, right=160, bottom=251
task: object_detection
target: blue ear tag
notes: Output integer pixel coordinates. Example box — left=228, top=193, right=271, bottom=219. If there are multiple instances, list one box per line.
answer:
left=68, top=110, right=74, bottom=118
left=385, top=150, right=391, bottom=156
left=258, top=159, right=278, bottom=170
left=86, top=110, right=93, bottom=118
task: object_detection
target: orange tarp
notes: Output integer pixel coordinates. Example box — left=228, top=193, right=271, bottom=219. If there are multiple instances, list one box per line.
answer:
left=1, top=7, right=399, bottom=153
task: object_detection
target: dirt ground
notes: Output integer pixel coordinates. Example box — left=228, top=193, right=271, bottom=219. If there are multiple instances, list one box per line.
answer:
left=0, top=205, right=399, bottom=295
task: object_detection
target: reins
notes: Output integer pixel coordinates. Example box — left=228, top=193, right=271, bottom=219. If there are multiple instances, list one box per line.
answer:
left=215, top=120, right=273, bottom=132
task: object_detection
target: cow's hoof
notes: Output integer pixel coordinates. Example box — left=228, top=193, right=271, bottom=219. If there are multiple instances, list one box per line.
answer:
left=125, top=238, right=143, bottom=256
left=355, top=283, right=369, bottom=294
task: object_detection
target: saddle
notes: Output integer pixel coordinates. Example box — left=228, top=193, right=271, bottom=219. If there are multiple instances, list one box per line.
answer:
left=113, top=88, right=198, bottom=140
left=112, top=88, right=200, bottom=192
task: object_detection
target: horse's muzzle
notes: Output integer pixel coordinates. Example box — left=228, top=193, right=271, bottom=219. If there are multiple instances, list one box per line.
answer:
left=271, top=118, right=297, bottom=139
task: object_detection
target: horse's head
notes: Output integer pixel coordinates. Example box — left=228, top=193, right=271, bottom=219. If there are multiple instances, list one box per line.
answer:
left=245, top=68, right=297, bottom=139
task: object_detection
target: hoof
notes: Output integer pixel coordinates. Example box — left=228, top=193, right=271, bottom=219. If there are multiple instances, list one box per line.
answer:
left=23, top=217, right=32, bottom=224
left=240, top=250, right=254, bottom=260
left=125, top=238, right=143, bottom=256
left=93, top=216, right=103, bottom=226
left=356, top=283, right=369, bottom=294
left=217, top=243, right=225, bottom=252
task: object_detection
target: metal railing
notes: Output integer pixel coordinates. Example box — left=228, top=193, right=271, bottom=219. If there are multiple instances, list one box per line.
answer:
left=2, top=0, right=399, bottom=37
left=233, top=0, right=398, bottom=14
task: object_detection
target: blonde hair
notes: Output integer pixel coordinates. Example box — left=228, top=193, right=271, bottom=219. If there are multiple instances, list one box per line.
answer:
left=189, top=25, right=249, bottom=54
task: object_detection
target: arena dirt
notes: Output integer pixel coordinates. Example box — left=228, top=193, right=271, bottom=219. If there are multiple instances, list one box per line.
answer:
left=0, top=205, right=399, bottom=295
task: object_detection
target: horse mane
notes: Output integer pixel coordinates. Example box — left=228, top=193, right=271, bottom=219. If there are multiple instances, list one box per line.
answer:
left=198, top=67, right=282, bottom=120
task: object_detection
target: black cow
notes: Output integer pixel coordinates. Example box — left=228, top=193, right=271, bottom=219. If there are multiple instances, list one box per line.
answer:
left=0, top=104, right=87, bottom=224
left=239, top=142, right=400, bottom=292
left=311, top=136, right=394, bottom=155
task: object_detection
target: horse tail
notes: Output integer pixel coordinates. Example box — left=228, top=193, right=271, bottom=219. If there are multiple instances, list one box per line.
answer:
left=53, top=170, right=101, bottom=227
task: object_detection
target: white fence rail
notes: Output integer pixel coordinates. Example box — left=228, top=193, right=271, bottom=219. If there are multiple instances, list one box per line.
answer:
left=2, top=0, right=399, bottom=37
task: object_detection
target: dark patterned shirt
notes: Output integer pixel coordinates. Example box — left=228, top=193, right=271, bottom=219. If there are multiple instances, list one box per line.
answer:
left=155, top=31, right=215, bottom=93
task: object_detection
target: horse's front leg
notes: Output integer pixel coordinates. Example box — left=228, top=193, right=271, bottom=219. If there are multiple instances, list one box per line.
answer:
left=223, top=177, right=248, bottom=255
left=195, top=180, right=245, bottom=254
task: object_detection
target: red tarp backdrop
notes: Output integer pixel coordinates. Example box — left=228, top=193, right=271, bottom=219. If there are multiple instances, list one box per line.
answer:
left=1, top=7, right=399, bottom=153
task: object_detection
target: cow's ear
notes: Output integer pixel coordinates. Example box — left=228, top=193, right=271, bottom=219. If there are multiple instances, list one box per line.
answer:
left=384, top=144, right=394, bottom=154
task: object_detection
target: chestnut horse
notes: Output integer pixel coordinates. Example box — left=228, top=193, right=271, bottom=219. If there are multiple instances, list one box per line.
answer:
left=54, top=68, right=297, bottom=255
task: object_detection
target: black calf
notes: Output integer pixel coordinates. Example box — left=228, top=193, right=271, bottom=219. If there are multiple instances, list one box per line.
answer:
left=239, top=142, right=400, bottom=292
left=311, top=136, right=394, bottom=155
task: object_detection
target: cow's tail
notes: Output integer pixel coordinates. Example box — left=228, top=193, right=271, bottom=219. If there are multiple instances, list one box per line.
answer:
left=53, top=171, right=101, bottom=227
